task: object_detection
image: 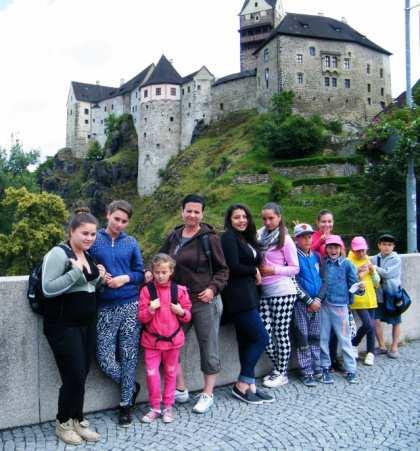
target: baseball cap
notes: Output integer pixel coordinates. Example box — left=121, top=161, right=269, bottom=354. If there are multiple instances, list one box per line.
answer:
left=294, top=223, right=314, bottom=238
left=325, top=234, right=345, bottom=247
left=351, top=236, right=368, bottom=251
left=378, top=233, right=396, bottom=243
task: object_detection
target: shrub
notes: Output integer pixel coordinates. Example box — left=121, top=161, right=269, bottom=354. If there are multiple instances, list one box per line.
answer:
left=270, top=177, right=291, bottom=202
left=326, top=119, right=343, bottom=135
left=86, top=141, right=105, bottom=161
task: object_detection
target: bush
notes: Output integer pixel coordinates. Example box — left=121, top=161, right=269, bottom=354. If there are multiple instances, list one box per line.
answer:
left=86, top=141, right=105, bottom=161
left=326, top=119, right=343, bottom=135
left=270, top=177, right=291, bottom=202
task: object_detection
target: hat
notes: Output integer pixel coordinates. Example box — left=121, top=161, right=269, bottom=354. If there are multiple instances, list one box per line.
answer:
left=378, top=233, right=396, bottom=243
left=351, top=236, right=368, bottom=251
left=325, top=234, right=344, bottom=247
left=294, top=223, right=314, bottom=238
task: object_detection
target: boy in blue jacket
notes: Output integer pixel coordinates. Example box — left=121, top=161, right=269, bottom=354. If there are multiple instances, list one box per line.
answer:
left=293, top=224, right=322, bottom=387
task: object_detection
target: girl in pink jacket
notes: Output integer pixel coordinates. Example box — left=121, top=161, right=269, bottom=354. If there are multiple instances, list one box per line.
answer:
left=139, top=253, right=191, bottom=423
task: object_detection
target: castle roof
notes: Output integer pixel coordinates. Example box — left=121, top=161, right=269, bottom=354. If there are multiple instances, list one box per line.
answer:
left=141, top=55, right=183, bottom=87
left=212, top=69, right=256, bottom=87
left=239, top=0, right=278, bottom=15
left=182, top=70, right=200, bottom=84
left=254, top=13, right=392, bottom=56
left=118, top=64, right=155, bottom=96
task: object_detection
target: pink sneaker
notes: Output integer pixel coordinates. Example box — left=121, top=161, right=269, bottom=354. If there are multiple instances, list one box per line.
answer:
left=141, top=409, right=161, bottom=423
left=162, top=408, right=175, bottom=423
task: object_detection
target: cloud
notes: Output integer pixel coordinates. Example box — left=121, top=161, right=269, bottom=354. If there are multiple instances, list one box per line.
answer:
left=61, top=41, right=112, bottom=68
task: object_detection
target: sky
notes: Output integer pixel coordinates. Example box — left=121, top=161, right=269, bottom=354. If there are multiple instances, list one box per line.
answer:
left=0, top=0, right=419, bottom=160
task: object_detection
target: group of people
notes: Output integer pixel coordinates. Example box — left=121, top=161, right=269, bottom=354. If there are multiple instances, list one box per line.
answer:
left=41, top=195, right=403, bottom=445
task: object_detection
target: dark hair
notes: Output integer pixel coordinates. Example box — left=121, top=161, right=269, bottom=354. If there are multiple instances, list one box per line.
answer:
left=182, top=194, right=205, bottom=211
left=68, top=207, right=98, bottom=234
left=262, top=202, right=286, bottom=249
left=107, top=200, right=133, bottom=218
left=224, top=204, right=258, bottom=247
left=317, top=209, right=334, bottom=222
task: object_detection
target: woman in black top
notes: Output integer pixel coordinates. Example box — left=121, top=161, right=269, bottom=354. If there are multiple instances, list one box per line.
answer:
left=221, top=204, right=273, bottom=404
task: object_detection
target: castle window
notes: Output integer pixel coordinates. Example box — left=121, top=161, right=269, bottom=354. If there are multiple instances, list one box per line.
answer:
left=84, top=119, right=89, bottom=124
left=220, top=103, right=224, bottom=111
left=187, top=86, right=191, bottom=93
left=144, top=89, right=149, bottom=98
left=263, top=48, right=269, bottom=62
left=156, top=87, right=162, bottom=96
left=101, top=120, right=103, bottom=124
left=324, top=55, right=331, bottom=68
left=367, top=83, right=371, bottom=93
left=70, top=110, right=72, bottom=115
left=367, top=97, right=372, bottom=105
left=145, top=118, right=147, bottom=123
left=104, top=106, right=107, bottom=112
left=111, top=104, right=114, bottom=110
left=332, top=77, right=337, bottom=87
left=255, top=16, right=259, bottom=21
left=255, top=2, right=258, bottom=6
left=381, top=87, right=384, bottom=96
left=265, top=67, right=269, bottom=89
left=344, top=58, right=350, bottom=69
left=197, top=85, right=201, bottom=90
left=146, top=105, right=149, bottom=109
left=331, top=56, right=338, bottom=68
left=170, top=117, right=174, bottom=122
left=324, top=77, right=330, bottom=87
left=92, top=119, right=95, bottom=123
left=182, top=88, right=185, bottom=95
left=380, top=101, right=386, bottom=110
left=366, top=64, right=371, bottom=74
left=188, top=102, right=191, bottom=108
left=144, top=132, right=146, bottom=137
left=296, top=54, right=303, bottom=64
left=87, top=134, right=91, bottom=139
left=156, top=144, right=160, bottom=149
left=309, top=47, right=316, bottom=56
left=380, top=68, right=384, bottom=78
left=84, top=108, right=89, bottom=114
left=346, top=99, right=349, bottom=104
left=345, top=79, right=351, bottom=88
left=297, top=73, right=304, bottom=85
left=135, top=91, right=137, bottom=98
left=170, top=87, right=177, bottom=96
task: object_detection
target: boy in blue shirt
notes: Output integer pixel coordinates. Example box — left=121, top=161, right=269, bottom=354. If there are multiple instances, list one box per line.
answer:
left=293, top=224, right=322, bottom=387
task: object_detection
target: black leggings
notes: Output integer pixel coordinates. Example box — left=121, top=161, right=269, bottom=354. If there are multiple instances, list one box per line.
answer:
left=44, top=321, right=96, bottom=423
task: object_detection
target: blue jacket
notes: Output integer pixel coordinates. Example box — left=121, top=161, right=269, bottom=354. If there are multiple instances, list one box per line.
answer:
left=319, top=256, right=359, bottom=306
left=90, top=229, right=144, bottom=307
left=296, top=248, right=322, bottom=299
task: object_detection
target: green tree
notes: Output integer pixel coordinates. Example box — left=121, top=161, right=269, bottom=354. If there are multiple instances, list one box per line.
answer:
left=86, top=140, right=105, bottom=161
left=0, top=187, right=68, bottom=275
left=6, top=143, right=39, bottom=175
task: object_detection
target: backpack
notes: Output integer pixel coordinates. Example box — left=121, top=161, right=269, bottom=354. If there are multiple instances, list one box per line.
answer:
left=27, top=244, right=75, bottom=315
left=144, top=281, right=181, bottom=344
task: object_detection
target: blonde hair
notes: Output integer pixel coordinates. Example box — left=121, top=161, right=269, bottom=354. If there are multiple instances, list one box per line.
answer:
left=151, top=253, right=176, bottom=271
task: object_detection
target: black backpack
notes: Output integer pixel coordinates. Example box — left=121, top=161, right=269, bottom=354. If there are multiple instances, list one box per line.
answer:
left=27, top=244, right=75, bottom=315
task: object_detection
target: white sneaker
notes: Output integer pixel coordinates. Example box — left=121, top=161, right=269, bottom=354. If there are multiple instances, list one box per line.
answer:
left=174, top=388, right=190, bottom=403
left=364, top=352, right=375, bottom=366
left=353, top=346, right=359, bottom=359
left=192, top=393, right=214, bottom=414
left=263, top=371, right=280, bottom=382
left=262, top=374, right=288, bottom=388
left=55, top=419, right=83, bottom=446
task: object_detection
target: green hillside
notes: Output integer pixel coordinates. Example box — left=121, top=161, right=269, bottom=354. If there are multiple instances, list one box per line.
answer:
left=125, top=110, right=361, bottom=259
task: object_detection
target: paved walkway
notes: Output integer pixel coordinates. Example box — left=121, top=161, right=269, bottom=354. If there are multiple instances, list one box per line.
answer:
left=1, top=341, right=420, bottom=451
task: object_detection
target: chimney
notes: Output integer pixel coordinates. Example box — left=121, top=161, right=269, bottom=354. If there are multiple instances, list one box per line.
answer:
left=341, top=16, right=347, bottom=23
left=96, top=80, right=100, bottom=85
left=120, top=78, right=125, bottom=87
left=317, top=12, right=324, bottom=16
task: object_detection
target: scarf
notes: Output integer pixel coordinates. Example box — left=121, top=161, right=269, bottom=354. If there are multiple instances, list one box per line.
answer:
left=258, top=227, right=279, bottom=253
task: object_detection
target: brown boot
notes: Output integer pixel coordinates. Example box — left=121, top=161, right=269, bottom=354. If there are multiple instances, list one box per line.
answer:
left=55, top=419, right=83, bottom=445
left=73, top=419, right=101, bottom=442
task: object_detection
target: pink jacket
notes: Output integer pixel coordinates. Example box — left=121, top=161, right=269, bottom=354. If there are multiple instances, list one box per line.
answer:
left=311, top=230, right=346, bottom=257
left=261, top=234, right=299, bottom=286
left=138, top=282, right=191, bottom=350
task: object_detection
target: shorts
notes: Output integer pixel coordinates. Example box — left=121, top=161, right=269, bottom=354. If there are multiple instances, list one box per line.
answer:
left=375, top=302, right=402, bottom=325
left=185, top=295, right=223, bottom=375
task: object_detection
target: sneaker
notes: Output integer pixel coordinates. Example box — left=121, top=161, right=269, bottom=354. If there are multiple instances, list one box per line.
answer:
left=262, top=373, right=288, bottom=389
left=231, top=386, right=263, bottom=404
left=73, top=419, right=101, bottom=442
left=131, top=382, right=141, bottom=406
left=321, top=369, right=334, bottom=384
left=118, top=405, right=132, bottom=427
left=314, top=372, right=323, bottom=381
left=162, top=408, right=175, bottom=423
left=255, top=388, right=275, bottom=403
left=364, top=352, right=375, bottom=366
left=263, top=371, right=280, bottom=382
left=192, top=393, right=214, bottom=414
left=345, top=372, right=359, bottom=384
left=174, top=388, right=190, bottom=404
left=300, top=375, right=317, bottom=387
left=387, top=350, right=400, bottom=359
left=352, top=346, right=359, bottom=359
left=55, top=419, right=83, bottom=446
left=141, top=409, right=161, bottom=423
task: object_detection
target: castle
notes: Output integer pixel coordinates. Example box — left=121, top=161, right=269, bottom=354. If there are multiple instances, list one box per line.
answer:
left=66, top=0, right=392, bottom=196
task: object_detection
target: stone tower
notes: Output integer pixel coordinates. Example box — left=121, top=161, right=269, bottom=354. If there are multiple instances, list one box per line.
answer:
left=137, top=55, right=183, bottom=196
left=239, top=0, right=284, bottom=71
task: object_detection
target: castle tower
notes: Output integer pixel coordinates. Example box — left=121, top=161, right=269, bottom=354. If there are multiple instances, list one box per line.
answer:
left=239, top=0, right=284, bottom=71
left=137, top=55, right=183, bottom=196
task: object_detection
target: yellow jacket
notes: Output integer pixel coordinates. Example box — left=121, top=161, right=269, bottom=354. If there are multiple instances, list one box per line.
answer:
left=348, top=251, right=379, bottom=310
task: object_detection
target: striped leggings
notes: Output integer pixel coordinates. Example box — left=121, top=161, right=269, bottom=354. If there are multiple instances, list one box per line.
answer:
left=96, top=301, right=141, bottom=406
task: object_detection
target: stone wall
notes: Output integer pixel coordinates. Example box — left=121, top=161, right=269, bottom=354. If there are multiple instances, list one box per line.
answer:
left=1, top=254, right=419, bottom=430
left=274, top=163, right=361, bottom=178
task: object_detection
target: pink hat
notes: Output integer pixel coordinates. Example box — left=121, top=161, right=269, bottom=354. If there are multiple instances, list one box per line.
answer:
left=325, top=234, right=345, bottom=247
left=351, top=236, right=368, bottom=251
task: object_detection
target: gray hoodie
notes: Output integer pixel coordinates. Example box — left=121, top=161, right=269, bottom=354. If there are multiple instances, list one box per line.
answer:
left=370, top=251, right=401, bottom=303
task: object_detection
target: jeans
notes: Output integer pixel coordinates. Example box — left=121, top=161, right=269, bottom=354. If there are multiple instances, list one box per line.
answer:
left=144, top=348, right=180, bottom=410
left=231, top=308, right=269, bottom=384
left=352, top=308, right=376, bottom=353
left=44, top=321, right=96, bottom=423
left=320, top=302, right=356, bottom=374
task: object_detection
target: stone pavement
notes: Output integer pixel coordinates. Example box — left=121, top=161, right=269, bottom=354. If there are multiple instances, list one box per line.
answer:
left=1, top=341, right=420, bottom=451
